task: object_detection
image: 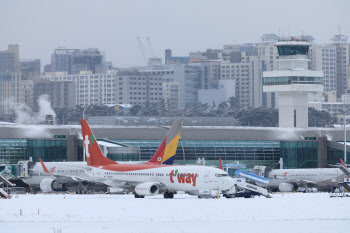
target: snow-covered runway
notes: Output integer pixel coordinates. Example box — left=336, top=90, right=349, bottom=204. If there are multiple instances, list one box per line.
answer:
left=1, top=193, right=349, bottom=233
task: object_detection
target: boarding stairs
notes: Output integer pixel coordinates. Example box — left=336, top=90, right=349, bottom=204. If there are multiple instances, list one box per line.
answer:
left=232, top=170, right=270, bottom=197
left=236, top=180, right=269, bottom=196
left=339, top=166, right=350, bottom=176
left=234, top=169, right=269, bottom=184
left=0, top=173, right=16, bottom=199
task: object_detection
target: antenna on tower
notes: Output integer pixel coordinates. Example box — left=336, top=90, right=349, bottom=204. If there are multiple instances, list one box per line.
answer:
left=136, top=37, right=147, bottom=65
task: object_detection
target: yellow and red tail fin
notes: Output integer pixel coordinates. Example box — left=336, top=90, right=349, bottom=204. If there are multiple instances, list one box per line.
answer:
left=80, top=119, right=117, bottom=167
left=39, top=157, right=52, bottom=174
left=146, top=119, right=183, bottom=165
left=219, top=158, right=223, bottom=170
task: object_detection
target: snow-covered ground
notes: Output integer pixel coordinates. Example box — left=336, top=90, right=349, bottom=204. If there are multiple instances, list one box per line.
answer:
left=1, top=193, right=349, bottom=233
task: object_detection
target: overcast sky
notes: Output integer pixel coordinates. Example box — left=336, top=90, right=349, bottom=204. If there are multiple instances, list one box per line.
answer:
left=1, top=0, right=349, bottom=68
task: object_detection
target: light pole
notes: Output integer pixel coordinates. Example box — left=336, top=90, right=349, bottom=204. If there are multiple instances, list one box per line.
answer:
left=343, top=105, right=347, bottom=164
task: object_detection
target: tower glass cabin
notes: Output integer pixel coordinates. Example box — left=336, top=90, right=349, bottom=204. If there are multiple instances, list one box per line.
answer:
left=263, top=37, right=323, bottom=128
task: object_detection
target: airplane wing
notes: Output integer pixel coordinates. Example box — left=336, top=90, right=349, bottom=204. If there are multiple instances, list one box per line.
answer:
left=300, top=179, right=317, bottom=185
left=280, top=179, right=317, bottom=186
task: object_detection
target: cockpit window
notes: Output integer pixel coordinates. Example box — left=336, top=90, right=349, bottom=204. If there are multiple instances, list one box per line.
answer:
left=215, top=174, right=229, bottom=177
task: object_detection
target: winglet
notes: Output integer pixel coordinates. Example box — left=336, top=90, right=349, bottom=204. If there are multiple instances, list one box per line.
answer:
left=39, top=157, right=51, bottom=174
left=340, top=158, right=347, bottom=167
left=219, top=158, right=223, bottom=170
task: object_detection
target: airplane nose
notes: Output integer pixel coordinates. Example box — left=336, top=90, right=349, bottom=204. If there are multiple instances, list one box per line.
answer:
left=221, top=177, right=235, bottom=189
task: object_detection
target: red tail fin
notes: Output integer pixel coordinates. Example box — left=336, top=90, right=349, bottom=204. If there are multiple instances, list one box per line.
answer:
left=219, top=158, right=223, bottom=170
left=39, top=157, right=51, bottom=174
left=340, top=158, right=347, bottom=167
left=80, top=119, right=117, bottom=167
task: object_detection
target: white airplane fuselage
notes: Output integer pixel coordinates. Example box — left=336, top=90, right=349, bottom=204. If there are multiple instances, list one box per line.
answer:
left=267, top=168, right=345, bottom=189
left=86, top=165, right=235, bottom=194
left=22, top=162, right=89, bottom=186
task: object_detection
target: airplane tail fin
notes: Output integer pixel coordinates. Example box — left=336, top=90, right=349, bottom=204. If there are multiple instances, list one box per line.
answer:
left=39, top=157, right=52, bottom=174
left=80, top=119, right=117, bottom=167
left=219, top=158, right=223, bottom=170
left=340, top=158, right=347, bottom=167
left=147, top=119, right=183, bottom=165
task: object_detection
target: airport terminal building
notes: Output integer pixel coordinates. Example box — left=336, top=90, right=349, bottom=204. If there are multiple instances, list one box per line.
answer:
left=0, top=122, right=348, bottom=169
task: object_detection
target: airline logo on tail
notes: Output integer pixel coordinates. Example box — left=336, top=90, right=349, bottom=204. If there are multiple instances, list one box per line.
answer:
left=80, top=119, right=117, bottom=167
left=39, top=158, right=55, bottom=174
left=84, top=134, right=96, bottom=158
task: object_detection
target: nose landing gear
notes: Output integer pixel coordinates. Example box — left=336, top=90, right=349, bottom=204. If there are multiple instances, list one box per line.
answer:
left=163, top=192, right=174, bottom=199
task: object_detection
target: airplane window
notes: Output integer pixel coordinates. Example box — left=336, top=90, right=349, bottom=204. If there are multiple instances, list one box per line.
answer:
left=215, top=174, right=228, bottom=177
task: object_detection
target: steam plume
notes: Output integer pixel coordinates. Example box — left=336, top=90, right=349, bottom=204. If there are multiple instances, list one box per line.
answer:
left=9, top=94, right=56, bottom=124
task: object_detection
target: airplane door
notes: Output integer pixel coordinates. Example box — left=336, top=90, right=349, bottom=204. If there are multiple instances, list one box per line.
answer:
left=204, top=171, right=210, bottom=183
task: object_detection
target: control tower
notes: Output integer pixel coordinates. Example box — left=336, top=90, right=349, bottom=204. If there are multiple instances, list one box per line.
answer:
left=263, top=37, right=323, bottom=128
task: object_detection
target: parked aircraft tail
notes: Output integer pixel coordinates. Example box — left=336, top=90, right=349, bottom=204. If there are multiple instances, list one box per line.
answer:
left=80, top=119, right=118, bottom=167
left=39, top=158, right=52, bottom=174
left=339, top=158, right=350, bottom=176
left=146, top=119, right=183, bottom=165
left=340, top=158, right=347, bottom=167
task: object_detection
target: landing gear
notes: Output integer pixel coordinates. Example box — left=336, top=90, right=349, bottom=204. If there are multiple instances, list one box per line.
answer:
left=134, top=193, right=145, bottom=198
left=163, top=192, right=174, bottom=199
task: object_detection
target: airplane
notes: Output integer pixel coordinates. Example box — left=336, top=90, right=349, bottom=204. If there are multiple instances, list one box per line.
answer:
left=74, top=119, right=237, bottom=198
left=266, top=159, right=350, bottom=192
left=21, top=119, right=183, bottom=193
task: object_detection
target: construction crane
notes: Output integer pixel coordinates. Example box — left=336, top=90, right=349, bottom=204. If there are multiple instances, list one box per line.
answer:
left=147, top=36, right=156, bottom=58
left=136, top=37, right=147, bottom=65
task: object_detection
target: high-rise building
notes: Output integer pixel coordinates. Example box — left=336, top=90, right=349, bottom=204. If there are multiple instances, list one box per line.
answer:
left=71, top=48, right=103, bottom=74
left=20, top=59, right=40, bottom=80
left=20, top=80, right=34, bottom=108
left=332, top=34, right=349, bottom=99
left=263, top=37, right=323, bottom=128
left=257, top=34, right=279, bottom=108
left=220, top=52, right=262, bottom=108
left=163, top=81, right=179, bottom=110
left=115, top=69, right=172, bottom=106
left=34, top=81, right=76, bottom=108
left=309, top=34, right=349, bottom=100
left=51, top=48, right=105, bottom=74
left=20, top=59, right=40, bottom=74
left=41, top=72, right=116, bottom=106
left=0, top=45, right=19, bottom=72
left=0, top=72, right=21, bottom=114
left=51, top=48, right=78, bottom=73
left=309, top=44, right=337, bottom=94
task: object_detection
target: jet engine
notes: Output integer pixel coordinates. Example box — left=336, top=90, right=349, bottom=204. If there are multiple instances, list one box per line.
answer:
left=40, top=178, right=67, bottom=192
left=278, top=182, right=297, bottom=192
left=135, top=182, right=159, bottom=196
